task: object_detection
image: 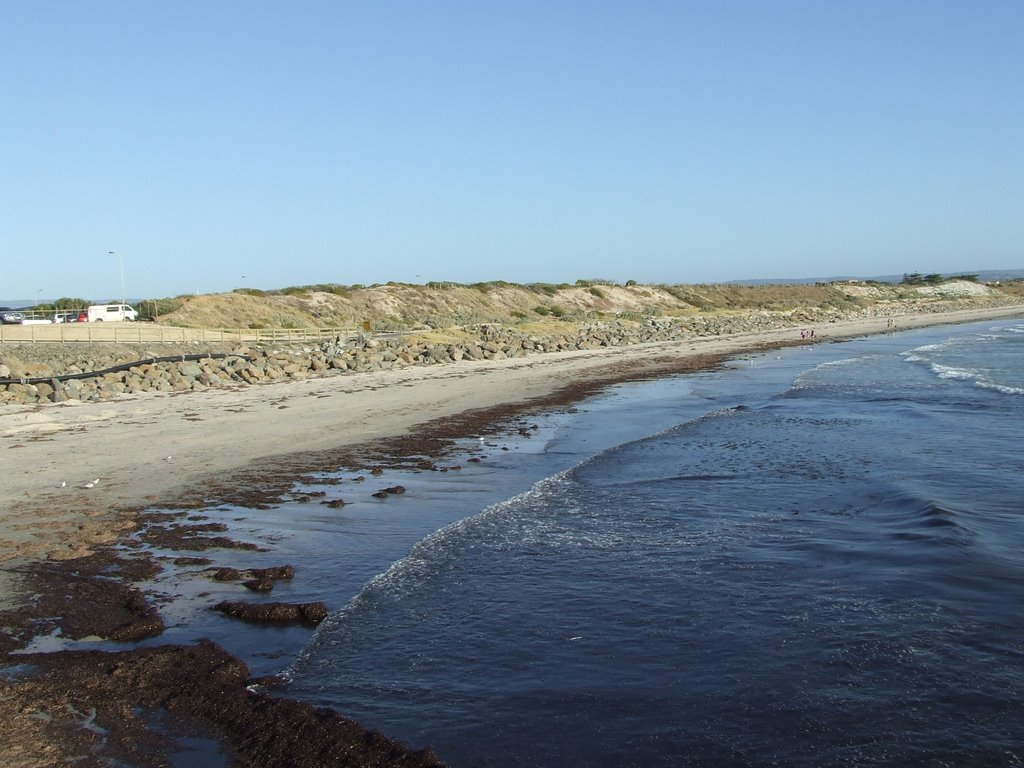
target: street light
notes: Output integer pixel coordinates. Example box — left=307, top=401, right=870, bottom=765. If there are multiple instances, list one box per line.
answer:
left=109, top=251, right=124, bottom=309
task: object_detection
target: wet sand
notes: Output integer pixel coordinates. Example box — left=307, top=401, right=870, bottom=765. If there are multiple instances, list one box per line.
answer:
left=0, top=305, right=1021, bottom=766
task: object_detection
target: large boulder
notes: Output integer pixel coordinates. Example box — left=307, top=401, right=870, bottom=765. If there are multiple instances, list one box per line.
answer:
left=213, top=600, right=328, bottom=624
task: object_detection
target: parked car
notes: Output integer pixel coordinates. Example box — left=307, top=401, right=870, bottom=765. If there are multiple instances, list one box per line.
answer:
left=87, top=304, right=138, bottom=322
left=1, top=310, right=24, bottom=324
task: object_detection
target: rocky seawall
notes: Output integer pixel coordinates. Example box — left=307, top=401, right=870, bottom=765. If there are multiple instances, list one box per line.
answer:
left=1, top=296, right=1020, bottom=406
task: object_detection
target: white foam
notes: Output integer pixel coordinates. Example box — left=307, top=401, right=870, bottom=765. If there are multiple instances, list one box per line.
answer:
left=909, top=342, right=946, bottom=354
left=292, top=470, right=577, bottom=665
left=930, top=363, right=976, bottom=381
left=926, top=363, right=1024, bottom=396
left=819, top=357, right=861, bottom=367
left=976, top=380, right=1024, bottom=395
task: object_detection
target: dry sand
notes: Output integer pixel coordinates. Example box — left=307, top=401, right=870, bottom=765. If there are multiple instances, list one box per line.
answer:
left=2, top=305, right=1022, bottom=572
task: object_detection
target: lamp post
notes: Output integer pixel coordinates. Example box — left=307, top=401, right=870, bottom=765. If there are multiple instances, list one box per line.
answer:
left=110, top=251, right=124, bottom=309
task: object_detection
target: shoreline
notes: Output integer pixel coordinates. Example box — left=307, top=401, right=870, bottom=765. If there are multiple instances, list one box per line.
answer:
left=1, top=304, right=1022, bottom=766
left=4, top=304, right=1022, bottom=566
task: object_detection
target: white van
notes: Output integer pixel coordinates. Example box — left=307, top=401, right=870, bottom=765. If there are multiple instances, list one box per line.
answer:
left=87, top=304, right=138, bottom=322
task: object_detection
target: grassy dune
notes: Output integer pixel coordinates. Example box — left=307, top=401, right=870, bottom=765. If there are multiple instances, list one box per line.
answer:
left=145, top=278, right=1019, bottom=331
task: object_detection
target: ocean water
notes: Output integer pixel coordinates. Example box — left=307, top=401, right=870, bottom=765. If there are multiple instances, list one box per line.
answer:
left=275, top=318, right=1024, bottom=767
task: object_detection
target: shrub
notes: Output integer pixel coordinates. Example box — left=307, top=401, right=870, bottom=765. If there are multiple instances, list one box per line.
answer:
left=301, top=283, right=350, bottom=296
left=588, top=286, right=606, bottom=299
left=138, top=297, right=184, bottom=320
left=528, top=283, right=559, bottom=296
left=53, top=297, right=91, bottom=310
left=470, top=280, right=515, bottom=292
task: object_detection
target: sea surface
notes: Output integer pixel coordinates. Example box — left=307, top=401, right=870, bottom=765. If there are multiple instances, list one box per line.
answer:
left=151, top=319, right=1024, bottom=766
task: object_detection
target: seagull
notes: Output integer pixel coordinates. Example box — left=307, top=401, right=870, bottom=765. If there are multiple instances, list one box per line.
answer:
left=59, top=481, right=66, bottom=488
left=82, top=478, right=99, bottom=489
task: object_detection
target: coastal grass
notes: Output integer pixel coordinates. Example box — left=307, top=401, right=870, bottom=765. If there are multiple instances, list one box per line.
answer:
left=152, top=278, right=1014, bottom=331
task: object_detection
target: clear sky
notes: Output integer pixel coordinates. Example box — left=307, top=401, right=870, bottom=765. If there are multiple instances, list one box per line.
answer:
left=2, top=0, right=1021, bottom=302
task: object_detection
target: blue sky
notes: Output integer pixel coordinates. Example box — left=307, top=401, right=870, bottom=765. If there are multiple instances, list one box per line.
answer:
left=2, top=1, right=1021, bottom=301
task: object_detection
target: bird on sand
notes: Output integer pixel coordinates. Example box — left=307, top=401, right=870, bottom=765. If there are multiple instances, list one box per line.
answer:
left=82, top=478, right=99, bottom=489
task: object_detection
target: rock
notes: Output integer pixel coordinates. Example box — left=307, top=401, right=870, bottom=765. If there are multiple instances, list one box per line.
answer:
left=173, top=556, right=213, bottom=566
left=250, top=565, right=294, bottom=580
left=243, top=578, right=274, bottom=592
left=213, top=600, right=329, bottom=624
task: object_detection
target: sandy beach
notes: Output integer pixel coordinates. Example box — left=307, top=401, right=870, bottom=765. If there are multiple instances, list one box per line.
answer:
left=1, top=303, right=1022, bottom=766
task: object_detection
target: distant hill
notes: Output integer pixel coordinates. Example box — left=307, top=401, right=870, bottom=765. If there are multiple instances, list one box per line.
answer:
left=730, top=269, right=1024, bottom=286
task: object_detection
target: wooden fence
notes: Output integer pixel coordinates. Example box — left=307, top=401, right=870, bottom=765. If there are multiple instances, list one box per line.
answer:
left=0, top=323, right=360, bottom=345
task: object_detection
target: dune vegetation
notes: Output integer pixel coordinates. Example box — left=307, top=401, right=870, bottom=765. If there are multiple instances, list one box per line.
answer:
left=106, top=277, right=1019, bottom=332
